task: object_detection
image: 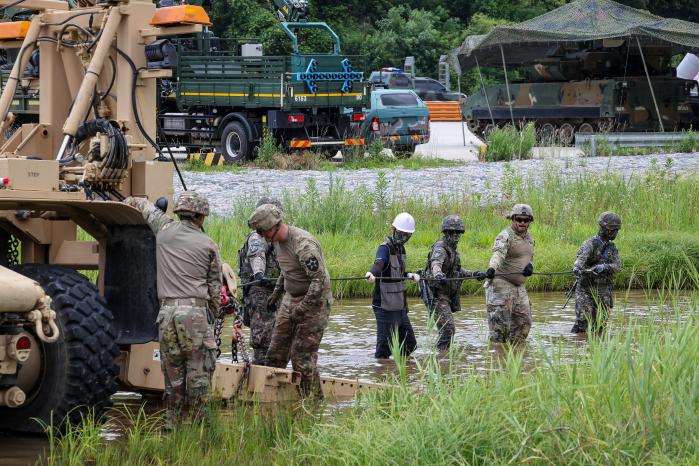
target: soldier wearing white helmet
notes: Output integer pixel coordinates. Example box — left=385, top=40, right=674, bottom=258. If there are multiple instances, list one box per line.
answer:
left=484, top=203, right=535, bottom=344
left=365, top=212, right=420, bottom=359
left=124, top=191, right=221, bottom=428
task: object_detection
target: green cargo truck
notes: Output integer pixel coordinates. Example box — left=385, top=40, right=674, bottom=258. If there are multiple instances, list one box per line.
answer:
left=155, top=5, right=369, bottom=162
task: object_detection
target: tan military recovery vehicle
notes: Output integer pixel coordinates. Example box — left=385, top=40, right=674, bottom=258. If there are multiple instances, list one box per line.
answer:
left=0, top=0, right=377, bottom=433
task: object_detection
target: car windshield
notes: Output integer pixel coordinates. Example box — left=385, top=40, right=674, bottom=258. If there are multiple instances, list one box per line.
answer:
left=380, top=93, right=419, bottom=107
left=369, top=72, right=386, bottom=83
left=416, top=79, right=445, bottom=91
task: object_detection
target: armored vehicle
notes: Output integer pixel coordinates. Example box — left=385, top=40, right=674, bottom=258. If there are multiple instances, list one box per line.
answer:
left=462, top=42, right=699, bottom=144
left=454, top=0, right=699, bottom=144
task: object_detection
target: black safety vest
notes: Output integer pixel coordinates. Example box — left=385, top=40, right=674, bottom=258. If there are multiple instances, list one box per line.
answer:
left=377, top=238, right=407, bottom=311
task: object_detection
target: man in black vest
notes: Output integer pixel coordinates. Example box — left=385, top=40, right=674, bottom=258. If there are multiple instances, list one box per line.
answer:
left=423, top=215, right=486, bottom=350
left=365, top=212, right=420, bottom=359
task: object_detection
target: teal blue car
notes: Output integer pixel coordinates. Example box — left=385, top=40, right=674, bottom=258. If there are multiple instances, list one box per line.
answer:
left=359, top=89, right=430, bottom=155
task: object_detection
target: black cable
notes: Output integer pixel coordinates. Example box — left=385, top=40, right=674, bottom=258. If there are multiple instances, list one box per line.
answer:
left=0, top=0, right=26, bottom=12
left=115, top=47, right=187, bottom=191
left=100, top=56, right=116, bottom=101
left=41, top=11, right=96, bottom=27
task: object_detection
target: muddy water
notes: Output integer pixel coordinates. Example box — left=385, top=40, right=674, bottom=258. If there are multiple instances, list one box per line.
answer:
left=314, top=289, right=683, bottom=380
left=0, top=290, right=686, bottom=465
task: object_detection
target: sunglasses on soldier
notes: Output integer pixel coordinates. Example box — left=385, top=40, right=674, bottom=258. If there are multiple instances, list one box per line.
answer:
left=514, top=216, right=532, bottom=224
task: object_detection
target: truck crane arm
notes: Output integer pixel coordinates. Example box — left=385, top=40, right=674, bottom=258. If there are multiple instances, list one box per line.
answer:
left=268, top=0, right=308, bottom=22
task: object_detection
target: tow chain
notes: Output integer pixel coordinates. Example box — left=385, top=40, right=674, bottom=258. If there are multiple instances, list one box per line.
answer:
left=215, top=285, right=250, bottom=364
left=230, top=314, right=249, bottom=364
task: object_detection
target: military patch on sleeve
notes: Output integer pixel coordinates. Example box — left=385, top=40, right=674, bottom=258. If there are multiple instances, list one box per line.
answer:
left=247, top=237, right=264, bottom=256
left=304, top=256, right=319, bottom=272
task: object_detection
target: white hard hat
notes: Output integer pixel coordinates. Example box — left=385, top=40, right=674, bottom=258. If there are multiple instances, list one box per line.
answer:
left=392, top=212, right=415, bottom=233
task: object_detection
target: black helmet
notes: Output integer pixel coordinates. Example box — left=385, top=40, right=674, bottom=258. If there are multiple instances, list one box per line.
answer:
left=598, top=211, right=622, bottom=229
left=440, top=215, right=465, bottom=233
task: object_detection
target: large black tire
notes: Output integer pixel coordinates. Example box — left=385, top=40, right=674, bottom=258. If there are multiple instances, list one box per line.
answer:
left=0, top=264, right=118, bottom=433
left=219, top=121, right=250, bottom=163
left=395, top=145, right=416, bottom=158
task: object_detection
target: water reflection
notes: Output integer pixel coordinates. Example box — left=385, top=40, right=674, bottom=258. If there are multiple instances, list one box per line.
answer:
left=314, top=289, right=691, bottom=380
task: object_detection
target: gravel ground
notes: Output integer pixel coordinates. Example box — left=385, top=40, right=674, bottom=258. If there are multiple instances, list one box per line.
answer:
left=177, top=152, right=699, bottom=216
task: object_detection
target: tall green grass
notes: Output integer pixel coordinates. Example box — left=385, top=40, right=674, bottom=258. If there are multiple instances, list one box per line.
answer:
left=482, top=122, right=536, bottom=161
left=46, top=284, right=699, bottom=465
left=287, top=293, right=699, bottom=465
left=207, top=159, right=699, bottom=298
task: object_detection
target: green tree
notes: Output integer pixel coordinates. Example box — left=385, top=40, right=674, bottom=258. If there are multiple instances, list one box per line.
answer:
left=362, top=5, right=463, bottom=77
left=471, top=0, right=565, bottom=22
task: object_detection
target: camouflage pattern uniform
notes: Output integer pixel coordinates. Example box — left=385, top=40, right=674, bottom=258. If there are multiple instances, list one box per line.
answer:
left=423, top=216, right=483, bottom=350
left=571, top=212, right=622, bottom=334
left=238, top=198, right=282, bottom=364
left=485, top=205, right=535, bottom=344
left=125, top=192, right=221, bottom=427
left=248, top=204, right=332, bottom=399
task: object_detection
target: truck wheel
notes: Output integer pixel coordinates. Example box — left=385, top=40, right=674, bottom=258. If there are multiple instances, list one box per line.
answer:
left=219, top=121, right=250, bottom=163
left=395, top=145, right=416, bottom=158
left=0, top=264, right=118, bottom=433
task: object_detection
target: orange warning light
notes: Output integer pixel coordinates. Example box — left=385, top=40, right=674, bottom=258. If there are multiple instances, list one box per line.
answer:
left=0, top=21, right=30, bottom=41
left=150, top=5, right=212, bottom=27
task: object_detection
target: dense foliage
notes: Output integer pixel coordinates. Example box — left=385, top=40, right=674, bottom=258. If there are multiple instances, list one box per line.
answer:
left=209, top=0, right=697, bottom=88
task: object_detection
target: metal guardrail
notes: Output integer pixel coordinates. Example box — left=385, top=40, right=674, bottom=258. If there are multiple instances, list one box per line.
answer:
left=575, top=132, right=689, bottom=156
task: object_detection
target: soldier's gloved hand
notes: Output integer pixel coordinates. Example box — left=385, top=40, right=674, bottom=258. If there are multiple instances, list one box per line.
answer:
left=406, top=272, right=420, bottom=283
left=266, top=291, right=281, bottom=309
left=253, top=272, right=268, bottom=285
left=593, top=264, right=606, bottom=274
left=523, top=263, right=534, bottom=277
left=572, top=266, right=583, bottom=276
left=474, top=271, right=487, bottom=281
left=365, top=271, right=376, bottom=283
left=486, top=268, right=495, bottom=279
left=434, top=272, right=447, bottom=283
left=155, top=197, right=168, bottom=213
left=291, top=301, right=309, bottom=322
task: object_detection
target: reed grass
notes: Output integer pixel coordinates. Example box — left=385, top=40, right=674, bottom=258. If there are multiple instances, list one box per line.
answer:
left=46, top=282, right=699, bottom=465
left=482, top=123, right=536, bottom=161
left=206, top=159, right=699, bottom=298
left=287, top=292, right=699, bottom=465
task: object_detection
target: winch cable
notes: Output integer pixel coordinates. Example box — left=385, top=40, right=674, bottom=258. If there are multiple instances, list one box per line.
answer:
left=238, top=270, right=575, bottom=287
left=115, top=47, right=188, bottom=191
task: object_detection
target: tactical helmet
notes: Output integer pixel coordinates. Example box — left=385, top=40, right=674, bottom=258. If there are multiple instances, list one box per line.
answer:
left=506, top=203, right=534, bottom=221
left=392, top=212, right=415, bottom=233
left=598, top=211, right=622, bottom=229
left=440, top=215, right=465, bottom=233
left=248, top=204, right=283, bottom=231
left=256, top=196, right=283, bottom=212
left=173, top=191, right=209, bottom=216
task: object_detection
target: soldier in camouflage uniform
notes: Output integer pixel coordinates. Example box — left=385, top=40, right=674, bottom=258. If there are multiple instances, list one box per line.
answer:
left=238, top=197, right=282, bottom=364
left=124, top=192, right=221, bottom=428
left=423, top=216, right=486, bottom=350
left=484, top=204, right=535, bottom=344
left=571, top=212, right=622, bottom=334
left=247, top=204, right=332, bottom=399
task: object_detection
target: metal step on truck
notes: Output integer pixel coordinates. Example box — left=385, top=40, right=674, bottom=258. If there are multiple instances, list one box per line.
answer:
left=155, top=1, right=370, bottom=163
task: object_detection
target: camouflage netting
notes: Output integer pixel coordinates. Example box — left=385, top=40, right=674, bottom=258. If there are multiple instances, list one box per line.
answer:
left=453, top=0, right=699, bottom=70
